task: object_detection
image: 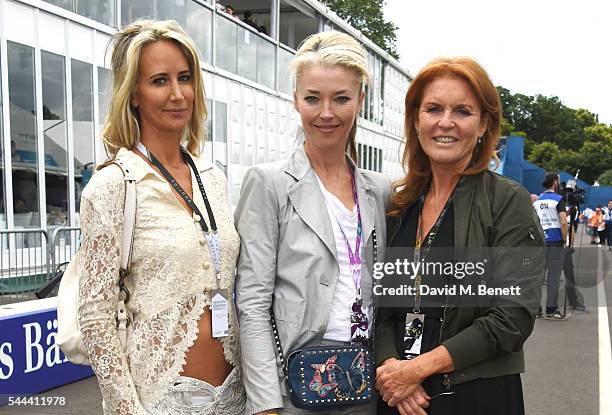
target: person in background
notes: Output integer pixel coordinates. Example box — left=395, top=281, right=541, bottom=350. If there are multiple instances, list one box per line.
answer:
left=77, top=20, right=245, bottom=414
left=591, top=207, right=606, bottom=246
left=243, top=11, right=259, bottom=31
left=243, top=11, right=268, bottom=35
left=533, top=173, right=568, bottom=320
left=583, top=207, right=598, bottom=244
left=564, top=203, right=587, bottom=313
left=375, top=57, right=545, bottom=415
left=604, top=200, right=612, bottom=251
left=235, top=31, right=389, bottom=415
left=225, top=5, right=236, bottom=17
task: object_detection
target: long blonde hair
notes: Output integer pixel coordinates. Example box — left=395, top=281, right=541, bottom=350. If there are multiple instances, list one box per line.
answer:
left=388, top=57, right=501, bottom=216
left=101, top=19, right=207, bottom=159
left=290, top=31, right=371, bottom=162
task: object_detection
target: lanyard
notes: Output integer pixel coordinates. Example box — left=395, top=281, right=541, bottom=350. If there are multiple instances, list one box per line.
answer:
left=137, top=142, right=222, bottom=284
left=321, top=172, right=363, bottom=299
left=412, top=193, right=453, bottom=313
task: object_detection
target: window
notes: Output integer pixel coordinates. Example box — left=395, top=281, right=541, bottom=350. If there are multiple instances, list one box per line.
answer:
left=357, top=142, right=383, bottom=172
left=157, top=0, right=187, bottom=27
left=71, top=60, right=94, bottom=211
left=202, top=98, right=213, bottom=163
left=0, top=54, right=5, bottom=225
left=42, top=51, right=69, bottom=226
left=76, top=0, right=115, bottom=26
left=216, top=14, right=238, bottom=73
left=279, top=0, right=318, bottom=50
left=98, top=67, right=111, bottom=128
left=121, top=0, right=154, bottom=27
left=187, top=1, right=213, bottom=64
left=214, top=101, right=227, bottom=174
left=360, top=49, right=384, bottom=126
left=257, top=37, right=275, bottom=89
left=8, top=42, right=40, bottom=228
left=277, top=46, right=294, bottom=95
left=237, top=26, right=258, bottom=81
left=44, top=0, right=115, bottom=26
left=217, top=1, right=272, bottom=37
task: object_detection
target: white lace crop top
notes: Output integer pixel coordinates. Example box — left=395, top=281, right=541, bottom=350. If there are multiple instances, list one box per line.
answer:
left=77, top=148, right=240, bottom=414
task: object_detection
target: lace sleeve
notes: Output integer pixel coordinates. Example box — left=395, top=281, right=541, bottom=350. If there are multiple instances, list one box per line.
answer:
left=77, top=173, right=148, bottom=415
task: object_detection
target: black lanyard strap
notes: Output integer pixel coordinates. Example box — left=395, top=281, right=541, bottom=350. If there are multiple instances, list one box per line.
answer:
left=412, top=191, right=453, bottom=313
left=138, top=143, right=217, bottom=235
left=180, top=149, right=218, bottom=233
left=415, top=196, right=453, bottom=263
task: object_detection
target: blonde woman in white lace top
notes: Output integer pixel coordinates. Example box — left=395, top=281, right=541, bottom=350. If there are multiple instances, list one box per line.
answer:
left=77, top=20, right=245, bottom=415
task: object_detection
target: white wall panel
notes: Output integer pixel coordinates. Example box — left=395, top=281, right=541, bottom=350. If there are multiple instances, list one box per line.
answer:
left=241, top=86, right=255, bottom=166
left=39, top=11, right=66, bottom=55
left=94, top=31, right=111, bottom=68
left=68, top=22, right=93, bottom=63
left=228, top=164, right=242, bottom=208
left=266, top=95, right=278, bottom=161
left=4, top=0, right=35, bottom=45
left=213, top=74, right=228, bottom=103
left=228, top=80, right=242, bottom=165
left=203, top=71, right=213, bottom=99
left=255, top=91, right=267, bottom=164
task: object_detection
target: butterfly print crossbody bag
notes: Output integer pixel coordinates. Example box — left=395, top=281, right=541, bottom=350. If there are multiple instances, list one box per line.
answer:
left=270, top=229, right=378, bottom=410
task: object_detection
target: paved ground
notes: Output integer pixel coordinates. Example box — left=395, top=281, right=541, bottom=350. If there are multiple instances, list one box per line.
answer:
left=1, top=229, right=611, bottom=415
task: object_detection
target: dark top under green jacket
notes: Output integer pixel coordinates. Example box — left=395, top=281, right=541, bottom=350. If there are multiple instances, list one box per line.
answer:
left=375, top=170, right=546, bottom=386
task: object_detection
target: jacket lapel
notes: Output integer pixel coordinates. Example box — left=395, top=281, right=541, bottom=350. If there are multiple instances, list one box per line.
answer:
left=354, top=167, right=375, bottom=245
left=285, top=146, right=338, bottom=260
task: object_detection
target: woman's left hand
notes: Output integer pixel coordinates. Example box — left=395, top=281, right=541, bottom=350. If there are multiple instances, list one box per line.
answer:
left=375, top=358, right=424, bottom=407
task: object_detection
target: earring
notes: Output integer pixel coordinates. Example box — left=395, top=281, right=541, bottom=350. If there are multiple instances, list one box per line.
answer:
left=477, top=135, right=483, bottom=144
left=416, top=129, right=421, bottom=139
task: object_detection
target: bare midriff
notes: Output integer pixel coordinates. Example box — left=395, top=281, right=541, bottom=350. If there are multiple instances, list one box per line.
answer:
left=181, top=305, right=233, bottom=387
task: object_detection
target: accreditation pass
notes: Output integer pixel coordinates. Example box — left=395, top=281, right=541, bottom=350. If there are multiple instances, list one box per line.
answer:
left=211, top=289, right=229, bottom=338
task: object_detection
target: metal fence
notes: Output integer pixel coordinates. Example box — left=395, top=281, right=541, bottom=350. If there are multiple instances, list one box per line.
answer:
left=0, top=227, right=81, bottom=305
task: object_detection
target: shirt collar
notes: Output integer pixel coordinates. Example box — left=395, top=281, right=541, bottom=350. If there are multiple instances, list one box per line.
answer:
left=115, top=147, right=213, bottom=183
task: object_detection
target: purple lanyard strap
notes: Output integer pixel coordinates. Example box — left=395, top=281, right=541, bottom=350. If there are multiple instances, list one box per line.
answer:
left=326, top=172, right=363, bottom=299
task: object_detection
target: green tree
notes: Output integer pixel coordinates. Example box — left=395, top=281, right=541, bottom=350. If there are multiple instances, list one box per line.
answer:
left=575, top=108, right=598, bottom=129
left=321, top=0, right=399, bottom=59
left=527, top=142, right=561, bottom=172
left=576, top=140, right=612, bottom=184
left=584, top=123, right=612, bottom=143
left=598, top=169, right=612, bottom=186
left=497, top=86, right=612, bottom=181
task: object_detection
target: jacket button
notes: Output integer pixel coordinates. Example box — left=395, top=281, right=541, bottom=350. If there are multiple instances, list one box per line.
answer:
left=203, top=263, right=210, bottom=270
left=199, top=240, right=206, bottom=246
left=193, top=214, right=201, bottom=222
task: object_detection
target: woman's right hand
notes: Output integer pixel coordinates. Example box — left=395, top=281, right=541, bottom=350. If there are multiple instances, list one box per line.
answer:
left=396, top=385, right=431, bottom=415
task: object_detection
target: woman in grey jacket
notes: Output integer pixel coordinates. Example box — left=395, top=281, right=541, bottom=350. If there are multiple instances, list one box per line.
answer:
left=234, top=31, right=389, bottom=415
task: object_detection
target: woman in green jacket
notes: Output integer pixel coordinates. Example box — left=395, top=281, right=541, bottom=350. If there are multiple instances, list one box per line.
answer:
left=374, top=57, right=545, bottom=415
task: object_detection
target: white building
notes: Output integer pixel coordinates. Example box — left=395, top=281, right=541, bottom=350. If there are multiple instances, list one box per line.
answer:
left=0, top=0, right=410, bottom=288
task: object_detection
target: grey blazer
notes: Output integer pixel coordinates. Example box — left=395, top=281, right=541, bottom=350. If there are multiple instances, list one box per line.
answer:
left=234, top=144, right=390, bottom=415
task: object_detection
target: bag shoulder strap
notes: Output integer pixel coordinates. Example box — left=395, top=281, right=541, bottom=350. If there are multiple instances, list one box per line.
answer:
left=109, top=159, right=137, bottom=275
left=271, top=227, right=378, bottom=375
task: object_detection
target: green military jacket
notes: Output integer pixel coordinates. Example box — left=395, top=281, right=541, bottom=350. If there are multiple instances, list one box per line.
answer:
left=375, top=170, right=546, bottom=386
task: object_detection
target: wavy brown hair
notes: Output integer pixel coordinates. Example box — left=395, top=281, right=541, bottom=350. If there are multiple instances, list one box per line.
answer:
left=388, top=57, right=501, bottom=216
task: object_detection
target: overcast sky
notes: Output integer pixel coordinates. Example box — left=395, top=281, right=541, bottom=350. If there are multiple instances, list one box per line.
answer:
left=384, top=0, right=612, bottom=125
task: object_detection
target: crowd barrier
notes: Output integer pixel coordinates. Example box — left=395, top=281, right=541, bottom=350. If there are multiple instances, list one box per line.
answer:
left=0, top=228, right=81, bottom=305
left=0, top=228, right=92, bottom=403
